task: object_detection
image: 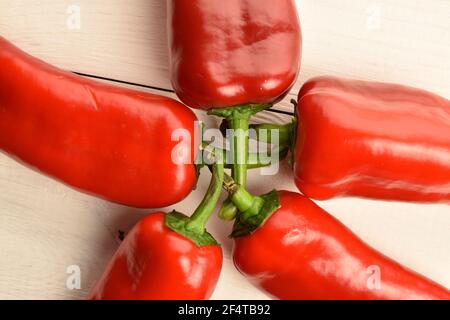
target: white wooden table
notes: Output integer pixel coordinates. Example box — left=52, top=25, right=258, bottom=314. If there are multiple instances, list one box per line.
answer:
left=0, top=0, right=448, bottom=300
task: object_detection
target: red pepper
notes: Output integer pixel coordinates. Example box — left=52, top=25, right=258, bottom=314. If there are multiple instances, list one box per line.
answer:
left=168, top=0, right=302, bottom=218
left=0, top=36, right=197, bottom=208
left=89, top=212, right=222, bottom=300
left=167, top=0, right=302, bottom=110
left=226, top=186, right=450, bottom=300
left=90, top=154, right=224, bottom=300
left=293, top=76, right=450, bottom=202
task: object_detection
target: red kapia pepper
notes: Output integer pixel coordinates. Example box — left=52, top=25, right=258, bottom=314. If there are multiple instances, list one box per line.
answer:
left=89, top=213, right=222, bottom=300
left=168, top=0, right=302, bottom=215
left=225, top=186, right=450, bottom=300
left=293, top=76, right=450, bottom=203
left=90, top=156, right=224, bottom=300
left=167, top=0, right=302, bottom=110
left=0, top=36, right=197, bottom=208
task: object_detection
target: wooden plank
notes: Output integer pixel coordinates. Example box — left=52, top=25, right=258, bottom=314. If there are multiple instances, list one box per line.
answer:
left=0, top=1, right=449, bottom=299
left=0, top=0, right=448, bottom=114
left=0, top=79, right=449, bottom=299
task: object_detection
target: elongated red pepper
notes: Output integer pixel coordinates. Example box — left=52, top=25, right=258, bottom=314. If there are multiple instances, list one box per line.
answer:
left=89, top=213, right=222, bottom=300
left=293, top=76, right=450, bottom=202
left=90, top=155, right=224, bottom=300
left=167, top=0, right=302, bottom=110
left=0, top=37, right=197, bottom=208
left=226, top=186, right=450, bottom=300
left=168, top=0, right=302, bottom=217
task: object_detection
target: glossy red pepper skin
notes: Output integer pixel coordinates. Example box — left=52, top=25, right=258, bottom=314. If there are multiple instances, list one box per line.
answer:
left=0, top=37, right=197, bottom=208
left=233, top=191, right=450, bottom=300
left=90, top=212, right=222, bottom=300
left=293, top=76, right=450, bottom=202
left=167, top=0, right=302, bottom=110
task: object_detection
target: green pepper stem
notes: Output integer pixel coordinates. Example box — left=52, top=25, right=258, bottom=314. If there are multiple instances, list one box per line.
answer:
left=221, top=173, right=281, bottom=237
left=222, top=172, right=264, bottom=219
left=208, top=104, right=271, bottom=188
left=185, top=150, right=224, bottom=234
left=230, top=117, right=249, bottom=187
left=249, top=122, right=293, bottom=148
left=218, top=198, right=238, bottom=221
left=208, top=104, right=271, bottom=222
left=214, top=145, right=289, bottom=169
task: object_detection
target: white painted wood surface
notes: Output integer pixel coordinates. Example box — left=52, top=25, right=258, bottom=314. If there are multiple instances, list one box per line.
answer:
left=0, top=0, right=449, bottom=300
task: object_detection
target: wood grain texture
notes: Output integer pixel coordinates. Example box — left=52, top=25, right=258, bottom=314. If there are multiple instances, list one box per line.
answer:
left=0, top=0, right=449, bottom=300
left=1, top=0, right=448, bottom=111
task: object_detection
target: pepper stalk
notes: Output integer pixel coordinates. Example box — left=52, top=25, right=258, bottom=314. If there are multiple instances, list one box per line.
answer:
left=208, top=105, right=271, bottom=220
left=222, top=172, right=280, bottom=238
left=165, top=148, right=224, bottom=247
